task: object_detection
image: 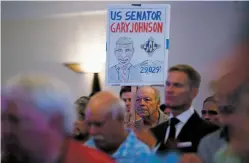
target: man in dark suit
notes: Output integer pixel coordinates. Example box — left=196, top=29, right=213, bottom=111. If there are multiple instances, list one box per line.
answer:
left=151, top=64, right=219, bottom=153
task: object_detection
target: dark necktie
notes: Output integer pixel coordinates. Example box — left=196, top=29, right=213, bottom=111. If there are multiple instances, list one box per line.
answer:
left=168, top=117, right=180, bottom=140
left=156, top=117, right=180, bottom=154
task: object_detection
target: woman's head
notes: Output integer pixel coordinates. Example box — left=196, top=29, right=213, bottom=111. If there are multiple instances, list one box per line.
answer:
left=74, top=96, right=90, bottom=141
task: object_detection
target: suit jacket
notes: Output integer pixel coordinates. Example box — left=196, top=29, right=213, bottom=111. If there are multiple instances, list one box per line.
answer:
left=108, top=63, right=141, bottom=83
left=150, top=111, right=219, bottom=153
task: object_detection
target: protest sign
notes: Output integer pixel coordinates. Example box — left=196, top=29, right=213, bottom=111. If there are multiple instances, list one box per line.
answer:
left=106, top=4, right=171, bottom=86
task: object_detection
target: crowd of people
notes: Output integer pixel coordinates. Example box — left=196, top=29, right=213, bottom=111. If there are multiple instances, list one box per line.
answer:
left=2, top=60, right=249, bottom=163
left=2, top=2, right=249, bottom=163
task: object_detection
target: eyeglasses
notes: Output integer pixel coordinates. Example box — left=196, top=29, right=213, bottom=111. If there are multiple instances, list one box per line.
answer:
left=201, top=110, right=218, bottom=115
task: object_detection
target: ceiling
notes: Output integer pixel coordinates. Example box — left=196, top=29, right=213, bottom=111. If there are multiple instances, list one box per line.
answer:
left=1, top=1, right=167, bottom=21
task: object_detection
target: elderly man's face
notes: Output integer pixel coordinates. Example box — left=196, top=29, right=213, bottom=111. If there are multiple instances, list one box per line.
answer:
left=86, top=110, right=122, bottom=150
left=136, top=87, right=160, bottom=118
left=1, top=98, right=61, bottom=162
left=115, top=44, right=134, bottom=66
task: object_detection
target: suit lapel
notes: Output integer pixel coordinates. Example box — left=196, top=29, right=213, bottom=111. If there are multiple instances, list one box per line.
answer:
left=152, top=121, right=169, bottom=143
left=177, top=112, right=201, bottom=141
left=154, top=121, right=169, bottom=152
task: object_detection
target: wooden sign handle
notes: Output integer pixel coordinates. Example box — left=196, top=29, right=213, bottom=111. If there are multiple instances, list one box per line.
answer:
left=126, top=86, right=137, bottom=128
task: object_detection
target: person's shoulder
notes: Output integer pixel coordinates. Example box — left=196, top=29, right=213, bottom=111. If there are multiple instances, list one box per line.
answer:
left=159, top=110, right=169, bottom=124
left=197, top=119, right=220, bottom=137
left=108, top=65, right=117, bottom=72
left=81, top=145, right=115, bottom=163
left=199, top=129, right=221, bottom=147
left=201, top=120, right=220, bottom=132
left=150, top=120, right=168, bottom=132
left=203, top=129, right=222, bottom=140
left=134, top=129, right=158, bottom=149
left=134, top=138, right=152, bottom=153
left=67, top=140, right=114, bottom=163
left=130, top=64, right=141, bottom=72
left=84, top=138, right=95, bottom=147
left=128, top=131, right=150, bottom=152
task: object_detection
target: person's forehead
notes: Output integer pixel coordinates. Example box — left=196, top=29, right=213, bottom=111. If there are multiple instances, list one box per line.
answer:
left=137, top=87, right=155, bottom=98
left=85, top=109, right=108, bottom=121
left=203, top=102, right=218, bottom=110
left=167, top=71, right=188, bottom=83
left=121, top=92, right=132, bottom=98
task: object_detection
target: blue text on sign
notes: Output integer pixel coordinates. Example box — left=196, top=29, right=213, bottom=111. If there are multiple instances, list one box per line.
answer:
left=110, top=11, right=162, bottom=21
left=140, top=66, right=161, bottom=74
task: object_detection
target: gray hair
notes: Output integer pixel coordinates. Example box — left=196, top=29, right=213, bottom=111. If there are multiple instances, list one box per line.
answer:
left=108, top=99, right=126, bottom=120
left=153, top=87, right=161, bottom=102
left=75, top=96, right=90, bottom=114
left=86, top=97, right=126, bottom=121
left=2, top=74, right=77, bottom=135
left=137, top=86, right=160, bottom=102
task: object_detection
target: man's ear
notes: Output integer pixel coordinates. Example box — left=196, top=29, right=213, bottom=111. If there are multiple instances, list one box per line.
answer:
left=49, top=113, right=64, bottom=132
left=157, top=99, right=160, bottom=109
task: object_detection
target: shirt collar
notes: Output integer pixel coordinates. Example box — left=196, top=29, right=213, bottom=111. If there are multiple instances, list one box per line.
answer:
left=169, top=106, right=195, bottom=124
left=115, top=63, right=132, bottom=71
left=112, top=130, right=137, bottom=157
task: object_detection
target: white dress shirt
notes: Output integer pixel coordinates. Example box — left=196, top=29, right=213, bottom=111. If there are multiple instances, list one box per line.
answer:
left=164, top=106, right=195, bottom=143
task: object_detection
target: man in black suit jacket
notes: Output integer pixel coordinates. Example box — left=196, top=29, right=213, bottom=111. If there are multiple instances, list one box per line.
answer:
left=150, top=64, right=219, bottom=153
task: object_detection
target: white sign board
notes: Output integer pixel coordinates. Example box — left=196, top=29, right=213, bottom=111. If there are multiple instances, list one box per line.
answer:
left=106, top=4, right=171, bottom=86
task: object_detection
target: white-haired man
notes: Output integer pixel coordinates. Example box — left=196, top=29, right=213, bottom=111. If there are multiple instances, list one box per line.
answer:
left=135, top=86, right=168, bottom=130
left=1, top=74, right=114, bottom=163
left=84, top=91, right=152, bottom=163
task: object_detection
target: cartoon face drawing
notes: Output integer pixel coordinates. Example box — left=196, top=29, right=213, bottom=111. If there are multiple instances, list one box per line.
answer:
left=115, top=37, right=134, bottom=66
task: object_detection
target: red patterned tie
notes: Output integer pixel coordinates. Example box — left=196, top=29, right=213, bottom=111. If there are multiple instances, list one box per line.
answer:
left=120, top=65, right=128, bottom=81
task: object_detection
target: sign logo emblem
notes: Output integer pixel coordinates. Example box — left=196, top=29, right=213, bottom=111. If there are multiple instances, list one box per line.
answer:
left=141, top=37, right=161, bottom=56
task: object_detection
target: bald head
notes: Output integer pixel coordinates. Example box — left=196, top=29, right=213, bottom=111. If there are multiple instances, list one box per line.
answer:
left=85, top=91, right=127, bottom=149
left=86, top=91, right=126, bottom=120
